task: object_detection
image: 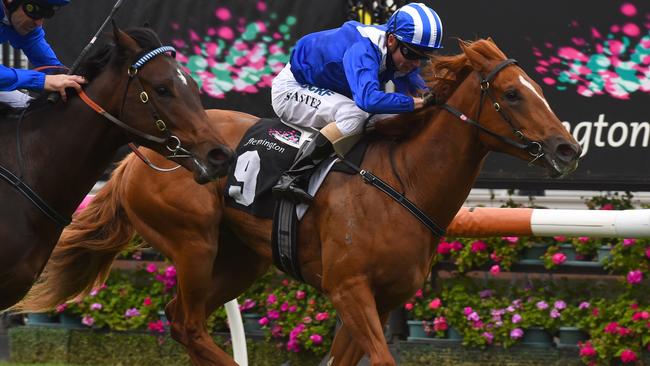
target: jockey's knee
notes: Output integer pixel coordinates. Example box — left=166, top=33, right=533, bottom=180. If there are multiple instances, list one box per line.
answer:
left=335, top=117, right=366, bottom=139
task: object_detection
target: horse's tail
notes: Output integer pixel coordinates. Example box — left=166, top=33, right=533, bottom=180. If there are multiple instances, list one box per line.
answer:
left=14, top=156, right=137, bottom=313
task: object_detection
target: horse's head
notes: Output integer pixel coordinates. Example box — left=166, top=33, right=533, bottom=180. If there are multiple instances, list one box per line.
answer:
left=81, top=24, right=233, bottom=184
left=454, top=39, right=581, bottom=178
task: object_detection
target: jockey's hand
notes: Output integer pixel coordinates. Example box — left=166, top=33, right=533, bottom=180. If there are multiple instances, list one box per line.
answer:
left=422, top=91, right=437, bottom=107
left=44, top=74, right=88, bottom=102
left=413, top=97, right=424, bottom=109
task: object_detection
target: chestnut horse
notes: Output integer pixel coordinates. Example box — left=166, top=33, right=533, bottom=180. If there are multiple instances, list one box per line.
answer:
left=0, top=26, right=232, bottom=311
left=19, top=39, right=580, bottom=366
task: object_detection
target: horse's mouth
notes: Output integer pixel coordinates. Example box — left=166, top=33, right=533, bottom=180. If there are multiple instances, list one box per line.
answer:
left=543, top=152, right=579, bottom=179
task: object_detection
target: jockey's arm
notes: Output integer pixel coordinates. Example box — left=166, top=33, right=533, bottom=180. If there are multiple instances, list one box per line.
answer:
left=343, top=42, right=416, bottom=114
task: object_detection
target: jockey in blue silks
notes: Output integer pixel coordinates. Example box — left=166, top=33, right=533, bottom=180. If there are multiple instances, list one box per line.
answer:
left=0, top=0, right=85, bottom=107
left=271, top=3, right=443, bottom=204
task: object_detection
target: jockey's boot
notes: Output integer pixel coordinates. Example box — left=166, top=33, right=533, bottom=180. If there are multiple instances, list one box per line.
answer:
left=272, top=132, right=333, bottom=204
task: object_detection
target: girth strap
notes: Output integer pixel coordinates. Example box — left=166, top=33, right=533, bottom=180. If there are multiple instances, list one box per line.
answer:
left=338, top=158, right=446, bottom=238
left=0, top=165, right=71, bottom=227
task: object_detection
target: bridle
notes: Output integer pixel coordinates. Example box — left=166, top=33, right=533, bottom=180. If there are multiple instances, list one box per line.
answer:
left=441, top=58, right=545, bottom=165
left=78, top=46, right=189, bottom=172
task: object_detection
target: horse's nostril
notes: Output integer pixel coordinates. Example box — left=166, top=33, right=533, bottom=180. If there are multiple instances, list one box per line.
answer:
left=556, top=143, right=578, bottom=161
left=207, top=147, right=232, bottom=166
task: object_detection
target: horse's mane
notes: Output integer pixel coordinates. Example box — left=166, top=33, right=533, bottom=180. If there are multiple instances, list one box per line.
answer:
left=76, top=27, right=164, bottom=81
left=25, top=28, right=163, bottom=111
left=374, top=39, right=506, bottom=138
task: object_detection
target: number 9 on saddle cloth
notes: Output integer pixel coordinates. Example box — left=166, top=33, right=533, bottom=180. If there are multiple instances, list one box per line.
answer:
left=225, top=117, right=371, bottom=219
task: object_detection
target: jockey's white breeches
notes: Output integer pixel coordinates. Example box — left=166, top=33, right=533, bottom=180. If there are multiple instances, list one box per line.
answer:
left=272, top=64, right=373, bottom=137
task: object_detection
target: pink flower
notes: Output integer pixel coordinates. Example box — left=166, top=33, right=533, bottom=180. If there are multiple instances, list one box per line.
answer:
left=90, top=303, right=103, bottom=311
left=627, top=270, right=643, bottom=285
left=536, top=301, right=549, bottom=310
left=414, top=289, right=423, bottom=298
left=471, top=240, right=487, bottom=252
left=464, top=307, right=473, bottom=316
left=267, top=310, right=280, bottom=320
left=148, top=320, right=165, bottom=333
left=89, top=288, right=99, bottom=297
left=632, top=311, right=650, bottom=321
left=450, top=241, right=463, bottom=252
left=267, top=294, right=277, bottom=304
left=489, top=265, right=500, bottom=276
left=309, top=334, right=323, bottom=344
left=553, top=236, right=566, bottom=242
left=143, top=297, right=152, bottom=307
left=258, top=317, right=269, bottom=326
left=623, top=238, right=636, bottom=247
left=288, top=305, right=297, bottom=313
left=578, top=236, right=590, bottom=243
left=550, top=309, right=561, bottom=318
left=433, top=316, right=448, bottom=331
left=315, top=312, right=329, bottom=321
left=125, top=308, right=140, bottom=318
left=579, top=341, right=597, bottom=357
left=511, top=314, right=522, bottom=324
left=146, top=263, right=158, bottom=273
left=429, top=298, right=442, bottom=309
left=578, top=302, right=590, bottom=310
left=510, top=328, right=524, bottom=339
left=645, top=247, right=650, bottom=259
left=490, top=252, right=502, bottom=262
left=295, top=290, right=306, bottom=300
left=552, top=253, right=567, bottom=265
left=282, top=279, right=290, bottom=286
left=620, top=349, right=637, bottom=363
left=600, top=203, right=614, bottom=210
left=280, top=302, right=289, bottom=312
left=502, top=236, right=519, bottom=243
left=303, top=316, right=312, bottom=324
left=482, top=331, right=494, bottom=344
left=404, top=303, right=414, bottom=311
left=554, top=300, right=567, bottom=310
left=437, top=241, right=451, bottom=255
left=82, top=315, right=94, bottom=327
left=55, top=304, right=67, bottom=313
left=604, top=322, right=619, bottom=334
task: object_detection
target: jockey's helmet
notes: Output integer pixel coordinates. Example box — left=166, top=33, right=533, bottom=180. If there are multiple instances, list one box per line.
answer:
left=386, top=3, right=443, bottom=52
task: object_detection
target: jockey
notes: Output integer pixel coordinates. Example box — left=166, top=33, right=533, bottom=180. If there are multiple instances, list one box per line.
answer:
left=272, top=2, right=443, bottom=204
left=0, top=0, right=86, bottom=107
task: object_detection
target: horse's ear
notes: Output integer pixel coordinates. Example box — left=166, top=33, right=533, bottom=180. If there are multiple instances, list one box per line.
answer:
left=112, top=20, right=140, bottom=58
left=458, top=39, right=490, bottom=73
left=486, top=37, right=495, bottom=44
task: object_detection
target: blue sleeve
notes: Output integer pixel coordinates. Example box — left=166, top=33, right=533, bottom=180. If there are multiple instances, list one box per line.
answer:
left=393, top=70, right=428, bottom=96
left=342, top=41, right=414, bottom=114
left=2, top=27, right=62, bottom=90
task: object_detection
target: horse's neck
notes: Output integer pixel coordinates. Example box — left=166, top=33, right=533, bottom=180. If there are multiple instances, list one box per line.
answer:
left=394, top=79, right=489, bottom=229
left=19, top=89, right=126, bottom=217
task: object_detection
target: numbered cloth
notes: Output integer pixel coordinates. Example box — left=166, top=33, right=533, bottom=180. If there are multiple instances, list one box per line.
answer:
left=225, top=118, right=305, bottom=218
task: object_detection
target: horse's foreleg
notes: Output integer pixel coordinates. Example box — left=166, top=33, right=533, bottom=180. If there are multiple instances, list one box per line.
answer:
left=204, top=227, right=270, bottom=320
left=327, top=280, right=395, bottom=366
left=326, top=312, right=391, bottom=366
left=165, top=242, right=236, bottom=366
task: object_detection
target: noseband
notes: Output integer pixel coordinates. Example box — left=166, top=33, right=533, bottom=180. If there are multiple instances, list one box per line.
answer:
left=441, top=59, right=545, bottom=164
left=78, top=46, right=192, bottom=171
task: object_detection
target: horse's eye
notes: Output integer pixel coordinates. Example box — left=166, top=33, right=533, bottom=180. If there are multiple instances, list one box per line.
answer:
left=155, top=85, right=172, bottom=97
left=504, top=89, right=520, bottom=102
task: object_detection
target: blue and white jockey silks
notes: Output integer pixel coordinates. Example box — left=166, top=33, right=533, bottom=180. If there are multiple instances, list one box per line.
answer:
left=271, top=23, right=417, bottom=137
left=0, top=5, right=63, bottom=107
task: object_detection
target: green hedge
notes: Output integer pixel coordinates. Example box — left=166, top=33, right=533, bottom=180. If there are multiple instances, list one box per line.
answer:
left=9, top=327, right=321, bottom=366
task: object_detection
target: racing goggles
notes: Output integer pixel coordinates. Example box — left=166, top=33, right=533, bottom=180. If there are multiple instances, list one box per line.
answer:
left=398, top=41, right=432, bottom=61
left=21, top=1, right=58, bottom=20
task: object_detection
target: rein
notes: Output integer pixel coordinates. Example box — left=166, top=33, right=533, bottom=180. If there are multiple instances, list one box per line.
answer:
left=338, top=59, right=541, bottom=238
left=442, top=59, right=545, bottom=164
left=0, top=46, right=185, bottom=227
left=76, top=46, right=190, bottom=171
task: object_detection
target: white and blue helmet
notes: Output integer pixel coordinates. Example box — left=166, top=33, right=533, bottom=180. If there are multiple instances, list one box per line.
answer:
left=386, top=3, right=443, bottom=50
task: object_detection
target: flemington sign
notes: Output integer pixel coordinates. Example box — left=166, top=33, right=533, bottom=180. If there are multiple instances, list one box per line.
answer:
left=436, top=0, right=649, bottom=190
